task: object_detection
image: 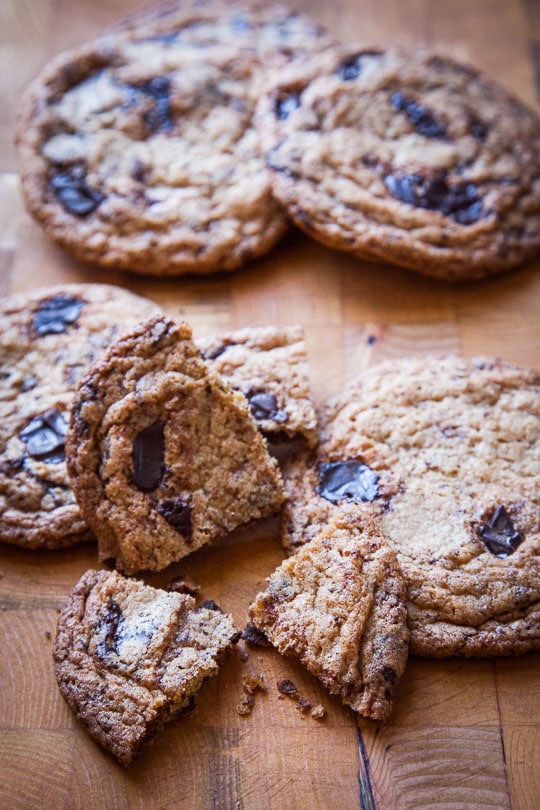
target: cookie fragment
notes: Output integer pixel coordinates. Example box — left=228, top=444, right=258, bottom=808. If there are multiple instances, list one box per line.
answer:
left=257, top=46, right=540, bottom=280
left=249, top=508, right=409, bottom=722
left=0, top=283, right=160, bottom=550
left=54, top=569, right=238, bottom=765
left=66, top=316, right=284, bottom=573
left=282, top=355, right=540, bottom=658
left=197, top=324, right=317, bottom=446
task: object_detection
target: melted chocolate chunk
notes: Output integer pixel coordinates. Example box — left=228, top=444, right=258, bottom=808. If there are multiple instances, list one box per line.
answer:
left=275, top=89, right=301, bottom=120
left=157, top=496, right=192, bottom=537
left=384, top=171, right=483, bottom=224
left=101, top=599, right=123, bottom=655
left=390, top=92, right=447, bottom=139
left=20, top=409, right=68, bottom=463
left=247, top=391, right=288, bottom=423
left=50, top=165, right=103, bottom=216
left=139, top=76, right=174, bottom=133
left=132, top=421, right=164, bottom=491
left=336, top=50, right=382, bottom=81
left=32, top=294, right=85, bottom=337
left=318, top=460, right=379, bottom=504
left=479, top=505, right=523, bottom=557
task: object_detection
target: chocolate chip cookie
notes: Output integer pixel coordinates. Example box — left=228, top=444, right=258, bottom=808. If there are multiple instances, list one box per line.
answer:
left=54, top=568, right=238, bottom=765
left=257, top=46, right=540, bottom=280
left=281, top=356, right=540, bottom=657
left=248, top=506, right=409, bottom=721
left=0, top=283, right=160, bottom=550
left=15, top=28, right=291, bottom=275
left=66, top=316, right=284, bottom=574
left=197, top=324, right=317, bottom=446
left=109, top=0, right=335, bottom=67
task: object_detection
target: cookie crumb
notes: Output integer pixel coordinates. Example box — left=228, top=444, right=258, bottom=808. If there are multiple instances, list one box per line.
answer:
left=311, top=704, right=326, bottom=720
left=236, top=672, right=267, bottom=716
left=277, top=678, right=299, bottom=700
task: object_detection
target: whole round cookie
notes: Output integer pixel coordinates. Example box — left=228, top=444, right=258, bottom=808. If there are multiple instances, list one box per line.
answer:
left=66, top=316, right=284, bottom=574
left=109, top=0, right=336, bottom=66
left=257, top=46, right=540, bottom=280
left=15, top=31, right=291, bottom=276
left=0, top=283, right=161, bottom=550
left=281, top=356, right=540, bottom=657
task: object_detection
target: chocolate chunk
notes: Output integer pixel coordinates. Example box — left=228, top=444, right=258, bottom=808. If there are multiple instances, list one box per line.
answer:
left=139, top=76, right=174, bottom=133
left=199, top=599, right=222, bottom=612
left=277, top=678, right=299, bottom=699
left=50, top=165, right=103, bottom=216
left=101, top=599, right=123, bottom=655
left=318, top=460, right=379, bottom=504
left=336, top=50, right=382, bottom=81
left=242, top=622, right=271, bottom=647
left=479, top=505, right=523, bottom=557
left=384, top=171, right=483, bottom=224
left=469, top=114, right=488, bottom=140
left=275, top=89, right=301, bottom=120
left=157, top=496, right=192, bottom=537
left=132, top=421, right=164, bottom=491
left=382, top=666, right=397, bottom=684
left=390, top=92, right=447, bottom=139
left=247, top=391, right=288, bottom=423
left=201, top=339, right=236, bottom=361
left=32, top=294, right=85, bottom=337
left=20, top=409, right=68, bottom=463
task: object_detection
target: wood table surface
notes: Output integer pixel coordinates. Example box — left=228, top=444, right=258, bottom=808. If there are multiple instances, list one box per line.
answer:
left=1, top=1, right=539, bottom=808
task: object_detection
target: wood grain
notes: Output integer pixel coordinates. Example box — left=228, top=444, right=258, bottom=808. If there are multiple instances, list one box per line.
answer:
left=1, top=1, right=539, bottom=809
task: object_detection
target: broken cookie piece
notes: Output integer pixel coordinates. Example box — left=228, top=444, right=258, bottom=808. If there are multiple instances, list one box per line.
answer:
left=66, top=316, right=284, bottom=573
left=248, top=508, right=409, bottom=722
left=53, top=569, right=239, bottom=766
left=197, top=325, right=318, bottom=447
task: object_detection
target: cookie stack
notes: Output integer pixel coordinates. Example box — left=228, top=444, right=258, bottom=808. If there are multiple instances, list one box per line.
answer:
left=14, top=0, right=540, bottom=280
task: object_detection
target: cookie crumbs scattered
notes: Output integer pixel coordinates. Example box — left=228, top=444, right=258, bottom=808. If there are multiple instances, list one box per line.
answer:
left=277, top=678, right=326, bottom=720
left=236, top=672, right=267, bottom=716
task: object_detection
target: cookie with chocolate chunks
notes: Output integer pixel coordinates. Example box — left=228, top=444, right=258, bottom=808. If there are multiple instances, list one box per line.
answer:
left=249, top=507, right=409, bottom=722
left=256, top=46, right=540, bottom=280
left=282, top=356, right=540, bottom=657
left=197, top=324, right=317, bottom=447
left=14, top=2, right=330, bottom=275
left=0, top=284, right=160, bottom=550
left=66, top=316, right=284, bottom=574
left=54, top=569, right=239, bottom=765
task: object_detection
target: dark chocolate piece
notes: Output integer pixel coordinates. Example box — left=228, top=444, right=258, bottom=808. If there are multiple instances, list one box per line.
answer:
left=157, top=496, right=192, bottom=537
left=336, top=50, right=382, bottom=81
left=318, top=460, right=379, bottom=504
left=275, top=89, right=301, bottom=120
left=20, top=409, right=68, bottom=463
left=101, top=598, right=123, bottom=655
left=479, top=505, right=523, bottom=557
left=50, top=165, right=103, bottom=216
left=390, top=92, right=447, bottom=139
left=384, top=171, right=483, bottom=224
left=32, top=294, right=85, bottom=337
left=277, top=678, right=299, bottom=699
left=247, top=391, right=288, bottom=423
left=139, top=76, right=174, bottom=133
left=132, top=421, right=164, bottom=492
left=242, top=622, right=271, bottom=647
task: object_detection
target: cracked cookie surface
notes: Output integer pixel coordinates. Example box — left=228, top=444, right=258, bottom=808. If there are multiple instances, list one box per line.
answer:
left=66, top=316, right=284, bottom=574
left=54, top=568, right=238, bottom=765
left=257, top=46, right=540, bottom=280
left=15, top=21, right=299, bottom=275
left=249, top=507, right=409, bottom=721
left=281, top=355, right=540, bottom=657
left=0, top=283, right=160, bottom=550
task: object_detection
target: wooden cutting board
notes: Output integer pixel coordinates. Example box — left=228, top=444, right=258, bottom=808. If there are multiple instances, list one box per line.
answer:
left=1, top=1, right=539, bottom=808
